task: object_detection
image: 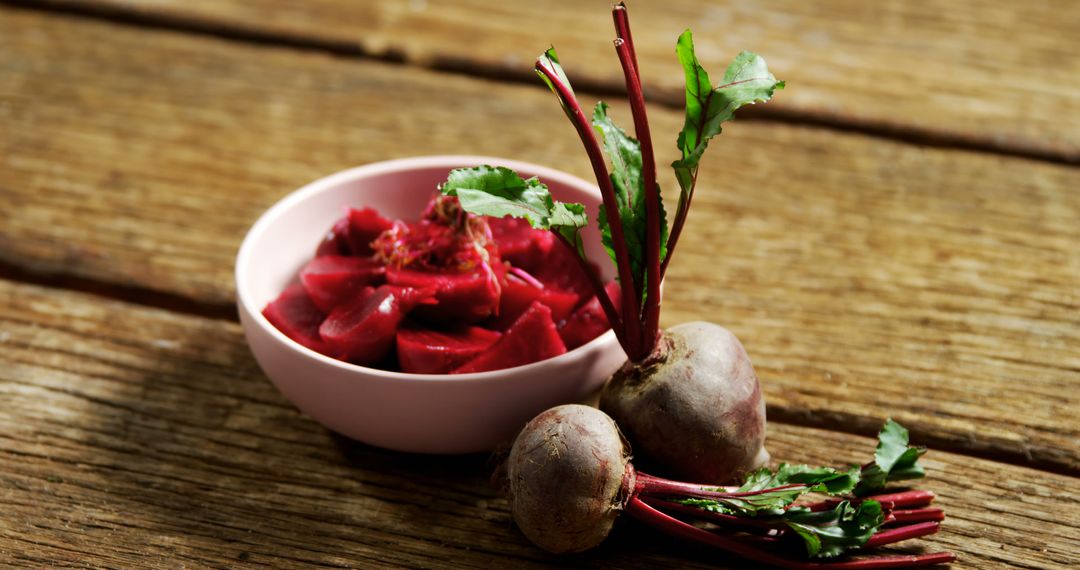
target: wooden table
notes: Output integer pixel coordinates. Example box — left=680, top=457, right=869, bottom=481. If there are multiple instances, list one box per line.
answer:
left=1, top=1, right=1077, bottom=567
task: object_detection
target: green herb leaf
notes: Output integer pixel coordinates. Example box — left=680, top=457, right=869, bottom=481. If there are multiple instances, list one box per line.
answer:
left=785, top=500, right=884, bottom=558
left=440, top=165, right=588, bottom=253
left=856, top=419, right=927, bottom=495
left=591, top=102, right=668, bottom=297
left=671, top=31, right=783, bottom=222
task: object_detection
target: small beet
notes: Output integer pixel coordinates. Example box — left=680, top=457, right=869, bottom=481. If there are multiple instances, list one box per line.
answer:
left=261, top=284, right=329, bottom=353
left=507, top=404, right=631, bottom=554
left=319, top=285, right=435, bottom=365
left=396, top=325, right=502, bottom=374
left=300, top=255, right=386, bottom=312
left=453, top=302, right=566, bottom=373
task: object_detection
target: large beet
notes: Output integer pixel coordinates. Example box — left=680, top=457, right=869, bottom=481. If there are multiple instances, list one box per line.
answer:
left=599, top=321, right=768, bottom=483
left=507, top=405, right=632, bottom=554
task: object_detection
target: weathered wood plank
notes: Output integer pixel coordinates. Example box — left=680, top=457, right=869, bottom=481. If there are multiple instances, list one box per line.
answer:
left=0, top=8, right=1077, bottom=472
left=1, top=279, right=1077, bottom=569
left=16, top=0, right=1080, bottom=160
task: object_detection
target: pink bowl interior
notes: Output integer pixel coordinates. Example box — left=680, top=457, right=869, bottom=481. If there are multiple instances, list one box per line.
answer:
left=235, top=156, right=625, bottom=453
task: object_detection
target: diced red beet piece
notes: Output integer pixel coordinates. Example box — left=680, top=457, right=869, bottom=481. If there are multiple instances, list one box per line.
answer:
left=319, top=285, right=435, bottom=365
left=488, top=217, right=555, bottom=272
left=559, top=280, right=622, bottom=350
left=490, top=277, right=582, bottom=330
left=315, top=217, right=351, bottom=257
left=346, top=207, right=393, bottom=256
left=532, top=238, right=599, bottom=299
left=396, top=325, right=502, bottom=374
left=541, top=288, right=581, bottom=324
left=453, top=302, right=567, bottom=373
left=387, top=265, right=504, bottom=323
left=300, top=255, right=386, bottom=312
left=490, top=277, right=542, bottom=330
left=262, top=284, right=330, bottom=353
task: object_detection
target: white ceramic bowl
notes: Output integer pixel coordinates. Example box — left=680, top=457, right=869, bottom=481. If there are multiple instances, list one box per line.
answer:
left=236, top=156, right=626, bottom=454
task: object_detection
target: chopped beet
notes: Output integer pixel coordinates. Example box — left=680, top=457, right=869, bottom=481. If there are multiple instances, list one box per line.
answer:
left=319, top=285, right=435, bottom=365
left=396, top=325, right=502, bottom=374
left=314, top=217, right=351, bottom=257
left=541, top=288, right=582, bottom=324
left=559, top=281, right=622, bottom=350
left=387, top=265, right=504, bottom=323
left=490, top=277, right=542, bottom=330
left=262, top=284, right=330, bottom=353
left=300, top=255, right=386, bottom=312
left=489, top=217, right=555, bottom=272
left=345, top=207, right=394, bottom=256
left=491, top=274, right=582, bottom=330
left=533, top=238, right=599, bottom=298
left=266, top=193, right=616, bottom=373
left=453, top=302, right=567, bottom=374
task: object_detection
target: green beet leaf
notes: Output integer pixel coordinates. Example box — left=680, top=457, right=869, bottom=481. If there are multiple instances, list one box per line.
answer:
left=856, top=419, right=927, bottom=495
left=440, top=165, right=588, bottom=254
left=785, top=500, right=884, bottom=558
left=740, top=463, right=861, bottom=496
left=675, top=463, right=860, bottom=517
left=535, top=47, right=576, bottom=119
left=671, top=30, right=784, bottom=216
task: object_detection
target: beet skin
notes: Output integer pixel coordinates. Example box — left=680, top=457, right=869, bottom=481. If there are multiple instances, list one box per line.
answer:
left=599, top=321, right=768, bottom=484
left=507, top=405, right=632, bottom=554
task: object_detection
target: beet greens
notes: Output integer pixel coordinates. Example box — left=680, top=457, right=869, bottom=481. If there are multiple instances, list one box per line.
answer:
left=443, top=5, right=782, bottom=362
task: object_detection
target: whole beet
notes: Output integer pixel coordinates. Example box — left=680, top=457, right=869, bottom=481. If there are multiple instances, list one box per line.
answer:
left=507, top=404, right=632, bottom=553
left=600, top=321, right=768, bottom=483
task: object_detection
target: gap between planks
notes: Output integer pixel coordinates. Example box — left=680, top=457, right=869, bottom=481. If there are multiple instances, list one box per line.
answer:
left=1, top=0, right=1077, bottom=166
left=0, top=267, right=1075, bottom=480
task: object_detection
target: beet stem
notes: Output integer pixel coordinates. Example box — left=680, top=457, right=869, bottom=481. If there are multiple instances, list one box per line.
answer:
left=887, top=508, right=946, bottom=525
left=612, top=4, right=662, bottom=355
left=628, top=497, right=955, bottom=569
left=612, top=3, right=638, bottom=74
left=865, top=522, right=941, bottom=548
left=805, top=490, right=935, bottom=513
left=643, top=497, right=790, bottom=530
left=535, top=57, right=643, bottom=359
left=637, top=471, right=808, bottom=501
left=864, top=490, right=937, bottom=509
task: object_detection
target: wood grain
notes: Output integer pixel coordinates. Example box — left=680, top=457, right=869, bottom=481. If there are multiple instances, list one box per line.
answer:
left=14, top=0, right=1080, bottom=161
left=1, top=279, right=1077, bottom=569
left=0, top=8, right=1077, bottom=472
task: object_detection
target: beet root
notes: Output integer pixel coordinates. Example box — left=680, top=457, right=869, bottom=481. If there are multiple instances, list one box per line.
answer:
left=599, top=321, right=768, bottom=484
left=507, top=404, right=633, bottom=554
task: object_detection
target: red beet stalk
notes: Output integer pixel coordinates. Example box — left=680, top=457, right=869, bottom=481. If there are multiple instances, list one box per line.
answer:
left=629, top=497, right=956, bottom=569
left=534, top=57, right=645, bottom=360
left=625, top=468, right=954, bottom=568
left=613, top=3, right=662, bottom=354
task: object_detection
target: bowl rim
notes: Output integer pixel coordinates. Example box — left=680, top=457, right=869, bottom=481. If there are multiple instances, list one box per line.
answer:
left=235, top=154, right=621, bottom=385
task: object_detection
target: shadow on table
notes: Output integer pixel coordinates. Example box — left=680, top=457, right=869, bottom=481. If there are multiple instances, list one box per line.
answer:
left=70, top=314, right=731, bottom=568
